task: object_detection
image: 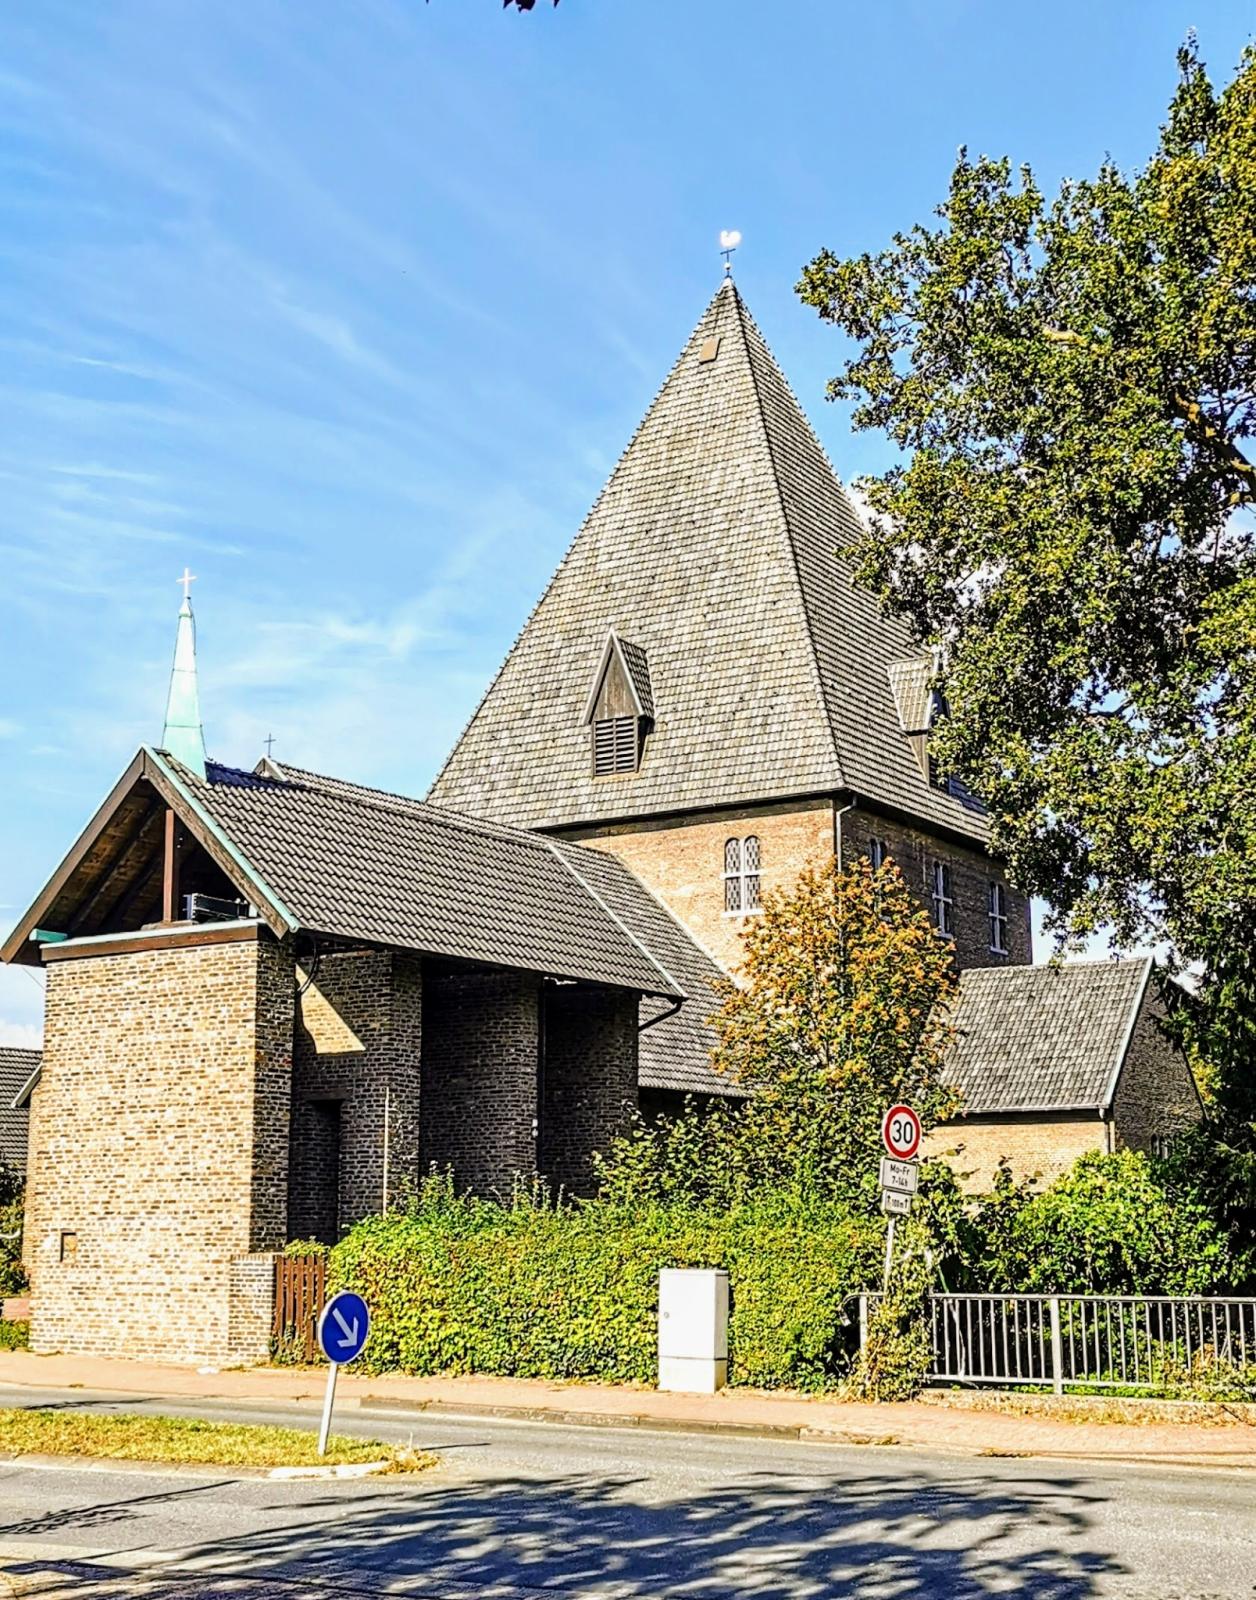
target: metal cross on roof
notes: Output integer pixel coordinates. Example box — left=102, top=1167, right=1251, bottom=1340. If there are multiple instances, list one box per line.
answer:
left=264, top=734, right=276, bottom=758
left=719, top=229, right=742, bottom=277
left=177, top=567, right=197, bottom=601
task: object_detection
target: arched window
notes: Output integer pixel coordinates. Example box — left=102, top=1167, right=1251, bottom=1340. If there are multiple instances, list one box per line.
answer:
left=723, top=836, right=761, bottom=914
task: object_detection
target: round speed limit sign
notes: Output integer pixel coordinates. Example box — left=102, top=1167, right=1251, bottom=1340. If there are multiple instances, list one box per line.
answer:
left=882, top=1104, right=921, bottom=1161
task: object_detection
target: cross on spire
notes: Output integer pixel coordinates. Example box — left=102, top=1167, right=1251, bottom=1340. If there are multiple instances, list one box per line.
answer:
left=178, top=567, right=196, bottom=601
left=719, top=229, right=742, bottom=278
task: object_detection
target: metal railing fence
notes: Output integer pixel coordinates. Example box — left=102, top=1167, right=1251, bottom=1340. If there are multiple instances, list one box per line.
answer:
left=859, top=1292, right=1256, bottom=1394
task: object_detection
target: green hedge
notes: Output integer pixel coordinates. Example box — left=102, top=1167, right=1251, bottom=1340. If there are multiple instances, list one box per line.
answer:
left=330, top=1184, right=879, bottom=1390
left=0, top=1321, right=28, bottom=1352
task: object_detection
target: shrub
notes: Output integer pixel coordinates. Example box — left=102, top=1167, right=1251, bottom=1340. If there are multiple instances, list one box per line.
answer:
left=846, top=1221, right=934, bottom=1401
left=967, top=1150, right=1232, bottom=1296
left=0, top=1161, right=26, bottom=1300
left=0, top=1321, right=28, bottom=1352
left=331, top=1175, right=880, bottom=1390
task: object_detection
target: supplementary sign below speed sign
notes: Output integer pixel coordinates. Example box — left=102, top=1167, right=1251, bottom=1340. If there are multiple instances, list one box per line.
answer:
left=879, top=1155, right=919, bottom=1194
left=882, top=1104, right=922, bottom=1161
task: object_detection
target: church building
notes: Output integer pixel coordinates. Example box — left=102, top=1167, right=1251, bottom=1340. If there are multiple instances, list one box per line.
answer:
left=5, top=279, right=1201, bottom=1364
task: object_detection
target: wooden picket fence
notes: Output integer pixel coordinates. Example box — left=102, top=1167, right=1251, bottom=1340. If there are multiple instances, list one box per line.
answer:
left=272, top=1254, right=327, bottom=1363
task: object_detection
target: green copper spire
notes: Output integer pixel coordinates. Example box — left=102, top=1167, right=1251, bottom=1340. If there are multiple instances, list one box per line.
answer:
left=162, top=569, right=207, bottom=779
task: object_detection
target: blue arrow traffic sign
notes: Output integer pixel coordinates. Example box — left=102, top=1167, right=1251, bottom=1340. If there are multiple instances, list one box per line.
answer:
left=317, top=1291, right=370, bottom=1365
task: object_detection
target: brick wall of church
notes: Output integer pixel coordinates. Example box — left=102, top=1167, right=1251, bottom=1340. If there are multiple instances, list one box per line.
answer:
left=838, top=806, right=1032, bottom=971
left=564, top=798, right=836, bottom=973
left=420, top=967, right=539, bottom=1194
left=290, top=949, right=422, bottom=1240
left=24, top=929, right=294, bottom=1363
left=540, top=985, right=638, bottom=1197
left=564, top=796, right=1029, bottom=977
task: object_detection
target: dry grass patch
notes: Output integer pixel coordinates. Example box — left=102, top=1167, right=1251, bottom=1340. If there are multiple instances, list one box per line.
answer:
left=0, top=1408, right=435, bottom=1471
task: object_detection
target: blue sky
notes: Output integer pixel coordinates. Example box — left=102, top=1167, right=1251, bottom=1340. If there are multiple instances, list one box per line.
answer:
left=1, top=1, right=1252, bottom=1043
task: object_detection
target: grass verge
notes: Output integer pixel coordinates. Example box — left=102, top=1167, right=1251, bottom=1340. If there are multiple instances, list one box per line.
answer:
left=0, top=1408, right=434, bottom=1471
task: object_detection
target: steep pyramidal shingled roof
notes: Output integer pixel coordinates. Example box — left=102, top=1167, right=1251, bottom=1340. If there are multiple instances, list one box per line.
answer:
left=430, top=279, right=987, bottom=843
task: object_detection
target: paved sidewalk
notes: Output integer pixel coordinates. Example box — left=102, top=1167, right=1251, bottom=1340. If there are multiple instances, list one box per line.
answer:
left=1, top=1349, right=1253, bottom=1470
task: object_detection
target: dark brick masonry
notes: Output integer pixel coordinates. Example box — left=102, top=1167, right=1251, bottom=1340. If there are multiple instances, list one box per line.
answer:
left=541, top=983, right=638, bottom=1198
left=840, top=805, right=1032, bottom=971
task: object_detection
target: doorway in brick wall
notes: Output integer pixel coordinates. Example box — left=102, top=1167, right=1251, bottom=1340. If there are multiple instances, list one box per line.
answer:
left=288, top=1097, right=343, bottom=1245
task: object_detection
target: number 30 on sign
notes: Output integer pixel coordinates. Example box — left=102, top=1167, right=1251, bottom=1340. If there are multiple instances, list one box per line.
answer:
left=882, top=1104, right=921, bottom=1161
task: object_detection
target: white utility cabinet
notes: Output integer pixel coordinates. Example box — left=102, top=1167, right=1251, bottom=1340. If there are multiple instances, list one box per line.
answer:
left=657, top=1267, right=729, bottom=1392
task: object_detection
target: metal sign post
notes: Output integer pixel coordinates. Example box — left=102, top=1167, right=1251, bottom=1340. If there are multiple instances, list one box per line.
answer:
left=879, top=1106, right=922, bottom=1290
left=315, top=1290, right=371, bottom=1456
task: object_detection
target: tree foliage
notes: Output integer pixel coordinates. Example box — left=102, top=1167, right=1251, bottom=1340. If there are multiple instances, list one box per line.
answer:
left=598, top=856, right=958, bottom=1209
left=797, top=40, right=1256, bottom=1132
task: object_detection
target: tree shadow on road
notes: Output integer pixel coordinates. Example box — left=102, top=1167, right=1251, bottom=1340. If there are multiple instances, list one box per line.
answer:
left=8, top=1459, right=1128, bottom=1598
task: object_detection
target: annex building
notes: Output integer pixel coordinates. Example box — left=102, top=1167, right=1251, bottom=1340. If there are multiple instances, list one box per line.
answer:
left=6, top=280, right=1201, bottom=1363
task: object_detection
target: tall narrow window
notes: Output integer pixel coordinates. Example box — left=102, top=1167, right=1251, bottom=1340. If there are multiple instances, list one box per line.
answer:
left=592, top=715, right=638, bottom=776
left=988, top=881, right=1009, bottom=954
left=869, top=837, right=890, bottom=869
left=723, top=836, right=762, bottom=914
left=931, top=860, right=954, bottom=937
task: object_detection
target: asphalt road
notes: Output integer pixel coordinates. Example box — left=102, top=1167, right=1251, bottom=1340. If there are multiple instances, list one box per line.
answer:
left=0, top=1386, right=1252, bottom=1599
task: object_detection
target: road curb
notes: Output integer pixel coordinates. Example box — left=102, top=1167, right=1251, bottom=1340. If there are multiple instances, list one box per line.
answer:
left=0, top=1451, right=397, bottom=1481
left=358, top=1393, right=902, bottom=1448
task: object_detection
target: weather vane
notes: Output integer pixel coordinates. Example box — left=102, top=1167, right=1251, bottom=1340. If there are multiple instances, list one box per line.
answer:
left=719, top=229, right=742, bottom=277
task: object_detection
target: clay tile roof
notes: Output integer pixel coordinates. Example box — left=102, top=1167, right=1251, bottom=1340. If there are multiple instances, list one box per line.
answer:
left=428, top=279, right=988, bottom=843
left=547, top=841, right=741, bottom=1098
left=172, top=758, right=687, bottom=998
left=0, top=1047, right=37, bottom=1168
left=946, top=958, right=1155, bottom=1114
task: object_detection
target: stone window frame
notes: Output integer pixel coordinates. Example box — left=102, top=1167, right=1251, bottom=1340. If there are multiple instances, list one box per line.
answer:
left=988, top=880, right=1010, bottom=954
left=931, top=859, right=954, bottom=937
left=723, top=835, right=762, bottom=916
left=869, top=836, right=890, bottom=870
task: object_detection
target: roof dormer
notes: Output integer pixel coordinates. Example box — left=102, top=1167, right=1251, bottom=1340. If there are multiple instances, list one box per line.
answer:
left=888, top=656, right=951, bottom=792
left=582, top=631, right=653, bottom=777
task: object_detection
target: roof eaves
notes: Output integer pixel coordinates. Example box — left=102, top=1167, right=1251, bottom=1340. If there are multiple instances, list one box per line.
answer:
left=0, top=749, right=150, bottom=966
left=143, top=747, right=300, bottom=938
left=13, top=1058, right=41, bottom=1109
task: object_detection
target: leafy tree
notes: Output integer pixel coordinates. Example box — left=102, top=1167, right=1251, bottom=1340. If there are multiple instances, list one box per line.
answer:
left=797, top=40, right=1256, bottom=1137
left=598, top=856, right=958, bottom=1209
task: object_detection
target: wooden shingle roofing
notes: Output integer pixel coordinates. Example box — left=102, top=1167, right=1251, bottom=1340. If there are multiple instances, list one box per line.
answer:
left=946, top=958, right=1158, bottom=1114
left=429, top=279, right=988, bottom=843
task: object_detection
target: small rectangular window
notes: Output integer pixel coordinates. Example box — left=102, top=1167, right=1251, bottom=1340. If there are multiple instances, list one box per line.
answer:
left=60, top=1231, right=78, bottom=1262
left=723, top=836, right=761, bottom=915
left=593, top=715, right=638, bottom=776
left=931, top=860, right=953, bottom=937
left=988, top=881, right=1009, bottom=954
